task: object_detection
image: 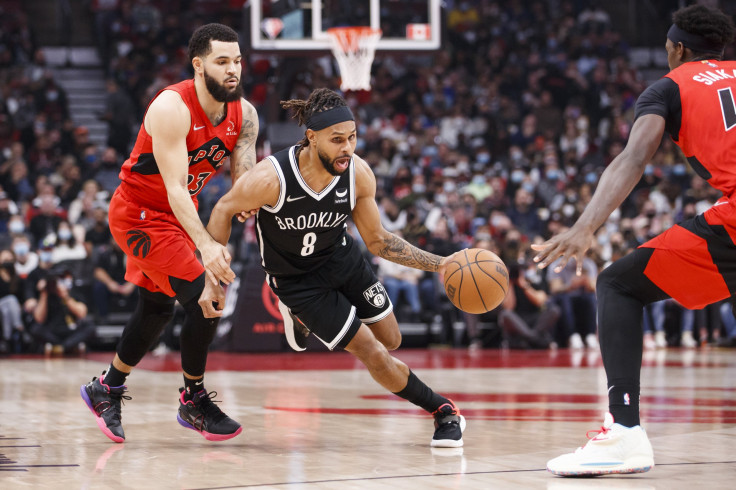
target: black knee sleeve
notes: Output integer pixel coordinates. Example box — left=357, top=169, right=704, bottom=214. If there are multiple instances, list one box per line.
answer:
left=179, top=293, right=219, bottom=377
left=116, top=289, right=176, bottom=366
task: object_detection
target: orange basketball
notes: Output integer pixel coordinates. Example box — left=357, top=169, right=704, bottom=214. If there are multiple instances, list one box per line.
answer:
left=443, top=248, right=509, bottom=314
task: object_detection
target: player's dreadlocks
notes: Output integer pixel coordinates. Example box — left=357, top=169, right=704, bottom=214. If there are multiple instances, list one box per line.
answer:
left=281, top=88, right=349, bottom=147
left=673, top=4, right=735, bottom=59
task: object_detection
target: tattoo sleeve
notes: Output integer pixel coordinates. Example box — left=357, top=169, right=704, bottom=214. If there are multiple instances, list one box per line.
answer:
left=231, top=118, right=257, bottom=183
left=377, top=234, right=443, bottom=272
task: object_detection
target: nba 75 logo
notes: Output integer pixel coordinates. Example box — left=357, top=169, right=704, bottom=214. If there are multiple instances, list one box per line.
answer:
left=363, top=282, right=387, bottom=308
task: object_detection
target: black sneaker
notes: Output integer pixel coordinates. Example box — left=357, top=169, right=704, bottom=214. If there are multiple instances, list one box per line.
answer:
left=80, top=373, right=131, bottom=443
left=279, top=301, right=310, bottom=351
left=431, top=399, right=466, bottom=448
left=177, top=388, right=242, bottom=441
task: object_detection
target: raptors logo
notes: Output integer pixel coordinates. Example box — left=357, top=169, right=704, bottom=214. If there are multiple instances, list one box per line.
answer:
left=126, top=229, right=152, bottom=258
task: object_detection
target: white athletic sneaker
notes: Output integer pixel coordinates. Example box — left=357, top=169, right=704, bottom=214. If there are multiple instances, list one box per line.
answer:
left=585, top=333, right=599, bottom=349
left=569, top=333, right=584, bottom=349
left=654, top=330, right=667, bottom=348
left=643, top=333, right=656, bottom=350
left=681, top=330, right=698, bottom=348
left=547, top=412, right=654, bottom=476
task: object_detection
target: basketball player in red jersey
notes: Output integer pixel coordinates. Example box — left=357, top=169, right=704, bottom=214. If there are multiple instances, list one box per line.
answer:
left=81, top=24, right=259, bottom=443
left=532, top=5, right=735, bottom=476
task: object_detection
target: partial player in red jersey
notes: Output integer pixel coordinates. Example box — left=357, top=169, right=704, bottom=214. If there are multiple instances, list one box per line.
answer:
left=532, top=4, right=736, bottom=477
left=81, top=23, right=259, bottom=443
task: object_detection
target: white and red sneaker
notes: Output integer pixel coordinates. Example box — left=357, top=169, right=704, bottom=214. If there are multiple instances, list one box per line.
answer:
left=547, top=412, right=654, bottom=476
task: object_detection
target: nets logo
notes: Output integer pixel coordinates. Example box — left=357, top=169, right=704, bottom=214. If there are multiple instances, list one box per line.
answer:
left=126, top=229, right=152, bottom=258
left=363, top=282, right=387, bottom=308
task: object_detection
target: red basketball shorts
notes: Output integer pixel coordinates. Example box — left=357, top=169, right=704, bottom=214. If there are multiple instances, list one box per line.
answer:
left=108, top=186, right=204, bottom=297
left=641, top=198, right=736, bottom=310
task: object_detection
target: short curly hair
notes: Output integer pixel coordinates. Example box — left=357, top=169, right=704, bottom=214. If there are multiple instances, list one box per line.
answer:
left=187, top=23, right=239, bottom=63
left=673, top=4, right=735, bottom=56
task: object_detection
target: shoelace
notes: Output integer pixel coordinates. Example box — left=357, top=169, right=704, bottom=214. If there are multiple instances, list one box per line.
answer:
left=586, top=424, right=610, bottom=440
left=97, top=389, right=131, bottom=420
left=193, top=391, right=228, bottom=423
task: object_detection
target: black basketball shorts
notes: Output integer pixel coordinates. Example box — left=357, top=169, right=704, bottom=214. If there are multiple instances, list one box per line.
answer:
left=266, top=238, right=393, bottom=350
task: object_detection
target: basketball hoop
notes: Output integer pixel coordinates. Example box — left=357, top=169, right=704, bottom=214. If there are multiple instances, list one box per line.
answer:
left=327, top=27, right=382, bottom=92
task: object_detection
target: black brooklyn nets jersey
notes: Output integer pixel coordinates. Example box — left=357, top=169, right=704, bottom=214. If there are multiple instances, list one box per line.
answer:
left=256, top=145, right=356, bottom=276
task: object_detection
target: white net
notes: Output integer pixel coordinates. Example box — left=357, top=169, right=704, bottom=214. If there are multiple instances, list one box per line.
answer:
left=327, top=27, right=382, bottom=91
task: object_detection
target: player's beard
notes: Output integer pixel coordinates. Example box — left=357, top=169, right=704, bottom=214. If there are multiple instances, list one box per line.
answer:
left=317, top=147, right=350, bottom=176
left=203, top=68, right=242, bottom=103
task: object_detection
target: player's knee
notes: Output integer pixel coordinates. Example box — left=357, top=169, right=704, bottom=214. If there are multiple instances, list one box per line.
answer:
left=381, top=330, right=402, bottom=351
left=347, top=335, right=389, bottom=367
left=596, top=265, right=616, bottom=293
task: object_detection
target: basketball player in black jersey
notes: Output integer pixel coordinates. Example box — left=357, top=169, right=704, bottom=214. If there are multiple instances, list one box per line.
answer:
left=204, top=88, right=466, bottom=447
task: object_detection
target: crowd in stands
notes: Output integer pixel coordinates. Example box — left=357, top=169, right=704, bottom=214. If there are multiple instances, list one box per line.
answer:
left=2, top=0, right=736, bottom=355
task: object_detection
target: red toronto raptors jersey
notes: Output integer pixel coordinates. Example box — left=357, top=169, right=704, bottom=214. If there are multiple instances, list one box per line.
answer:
left=118, top=79, right=242, bottom=212
left=666, top=60, right=736, bottom=197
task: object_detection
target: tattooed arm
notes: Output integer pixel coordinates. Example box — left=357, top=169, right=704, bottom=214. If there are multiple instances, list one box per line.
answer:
left=230, top=99, right=260, bottom=184
left=352, top=156, right=451, bottom=272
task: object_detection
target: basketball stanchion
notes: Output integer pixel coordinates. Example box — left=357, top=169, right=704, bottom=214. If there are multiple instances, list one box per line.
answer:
left=327, top=26, right=382, bottom=91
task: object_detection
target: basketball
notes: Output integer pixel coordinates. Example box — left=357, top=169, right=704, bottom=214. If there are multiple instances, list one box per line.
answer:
left=443, top=248, right=509, bottom=314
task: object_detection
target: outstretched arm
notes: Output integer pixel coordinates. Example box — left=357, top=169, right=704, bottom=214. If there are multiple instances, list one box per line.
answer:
left=351, top=156, right=452, bottom=273
left=532, top=114, right=665, bottom=274
left=206, top=159, right=280, bottom=245
left=200, top=160, right=279, bottom=318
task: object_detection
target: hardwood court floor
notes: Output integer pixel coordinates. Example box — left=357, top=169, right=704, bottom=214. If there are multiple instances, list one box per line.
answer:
left=1, top=347, right=734, bottom=489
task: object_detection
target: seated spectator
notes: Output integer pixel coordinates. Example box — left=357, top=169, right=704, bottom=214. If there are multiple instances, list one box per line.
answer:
left=1, top=211, right=26, bottom=249
left=28, top=194, right=65, bottom=245
left=0, top=248, right=25, bottom=354
left=83, top=202, right=112, bottom=250
left=376, top=256, right=423, bottom=322
left=0, top=190, right=19, bottom=234
left=67, top=179, right=108, bottom=227
left=26, top=264, right=95, bottom=356
left=499, top=261, right=560, bottom=349
left=51, top=220, right=87, bottom=264
left=92, top=237, right=136, bottom=322
left=11, top=235, right=38, bottom=279
left=547, top=254, right=599, bottom=349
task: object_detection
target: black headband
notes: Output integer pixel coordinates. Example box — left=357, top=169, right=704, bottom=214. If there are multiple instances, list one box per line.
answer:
left=667, top=24, right=724, bottom=55
left=306, top=106, right=354, bottom=131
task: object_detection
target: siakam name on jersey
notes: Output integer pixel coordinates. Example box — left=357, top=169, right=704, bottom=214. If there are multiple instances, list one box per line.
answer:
left=692, top=69, right=736, bottom=85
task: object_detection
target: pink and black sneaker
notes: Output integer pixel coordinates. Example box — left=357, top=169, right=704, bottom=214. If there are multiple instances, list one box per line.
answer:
left=177, top=388, right=242, bottom=441
left=81, top=373, right=130, bottom=443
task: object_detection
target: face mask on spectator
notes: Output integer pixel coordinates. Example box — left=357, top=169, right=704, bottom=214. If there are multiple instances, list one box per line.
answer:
left=9, top=221, right=24, bottom=234
left=477, top=152, right=491, bottom=164
left=58, top=229, right=72, bottom=241
left=60, top=277, right=73, bottom=290
left=510, top=170, right=525, bottom=183
left=13, top=243, right=29, bottom=256
left=40, top=251, right=53, bottom=263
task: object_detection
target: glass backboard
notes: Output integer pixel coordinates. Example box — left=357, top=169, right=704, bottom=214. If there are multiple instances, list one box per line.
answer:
left=252, top=0, right=440, bottom=50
